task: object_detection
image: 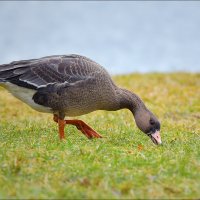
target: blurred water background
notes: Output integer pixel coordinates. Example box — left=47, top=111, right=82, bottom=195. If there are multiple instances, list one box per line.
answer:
left=0, top=1, right=199, bottom=74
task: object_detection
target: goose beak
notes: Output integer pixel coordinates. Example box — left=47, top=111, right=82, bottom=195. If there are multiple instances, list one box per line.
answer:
left=149, top=130, right=162, bottom=145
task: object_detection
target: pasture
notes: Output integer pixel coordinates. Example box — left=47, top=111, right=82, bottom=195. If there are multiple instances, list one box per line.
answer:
left=0, top=73, right=199, bottom=199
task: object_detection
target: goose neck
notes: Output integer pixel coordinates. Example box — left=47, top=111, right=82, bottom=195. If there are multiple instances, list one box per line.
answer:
left=118, top=88, right=147, bottom=114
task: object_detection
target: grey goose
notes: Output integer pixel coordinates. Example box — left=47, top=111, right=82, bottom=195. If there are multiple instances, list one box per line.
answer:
left=0, top=54, right=162, bottom=145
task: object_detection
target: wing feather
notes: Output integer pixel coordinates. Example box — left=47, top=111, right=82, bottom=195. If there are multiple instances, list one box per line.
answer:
left=0, top=54, right=104, bottom=89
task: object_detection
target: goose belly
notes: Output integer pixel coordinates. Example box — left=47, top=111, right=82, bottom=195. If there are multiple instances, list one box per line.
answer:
left=64, top=108, right=93, bottom=117
left=1, top=82, right=52, bottom=113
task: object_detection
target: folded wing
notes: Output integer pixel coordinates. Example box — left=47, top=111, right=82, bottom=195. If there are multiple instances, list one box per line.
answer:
left=0, top=54, right=102, bottom=90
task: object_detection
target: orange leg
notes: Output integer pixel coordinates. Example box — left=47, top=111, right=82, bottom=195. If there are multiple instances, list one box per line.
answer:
left=58, top=118, right=65, bottom=139
left=65, top=119, right=103, bottom=139
left=53, top=114, right=102, bottom=139
left=53, top=115, right=65, bottom=139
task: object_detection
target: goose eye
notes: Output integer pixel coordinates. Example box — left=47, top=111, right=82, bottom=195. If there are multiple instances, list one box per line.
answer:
left=150, top=119, right=155, bottom=125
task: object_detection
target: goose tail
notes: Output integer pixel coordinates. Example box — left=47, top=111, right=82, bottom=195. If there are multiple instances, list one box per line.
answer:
left=0, top=62, right=18, bottom=80
left=0, top=63, right=11, bottom=83
left=0, top=78, right=5, bottom=82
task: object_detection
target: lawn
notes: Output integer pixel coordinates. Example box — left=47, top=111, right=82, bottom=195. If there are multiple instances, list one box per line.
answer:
left=0, top=73, right=199, bottom=199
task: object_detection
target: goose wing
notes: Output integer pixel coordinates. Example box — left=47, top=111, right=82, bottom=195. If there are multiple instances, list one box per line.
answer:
left=0, top=54, right=104, bottom=90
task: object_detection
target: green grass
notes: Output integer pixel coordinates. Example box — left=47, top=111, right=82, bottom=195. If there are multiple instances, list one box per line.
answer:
left=0, top=73, right=199, bottom=199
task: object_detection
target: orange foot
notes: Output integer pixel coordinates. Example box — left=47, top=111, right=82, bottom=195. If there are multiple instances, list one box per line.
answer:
left=65, top=119, right=103, bottom=139
left=53, top=115, right=103, bottom=139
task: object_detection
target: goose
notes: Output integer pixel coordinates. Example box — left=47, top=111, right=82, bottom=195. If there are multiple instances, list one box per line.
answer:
left=0, top=54, right=161, bottom=145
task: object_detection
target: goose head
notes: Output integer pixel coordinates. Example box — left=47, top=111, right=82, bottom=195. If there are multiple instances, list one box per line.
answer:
left=118, top=88, right=162, bottom=145
left=134, top=109, right=161, bottom=145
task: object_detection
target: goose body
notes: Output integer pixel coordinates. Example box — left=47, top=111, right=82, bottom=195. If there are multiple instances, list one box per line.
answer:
left=0, top=54, right=162, bottom=145
left=0, top=55, right=119, bottom=116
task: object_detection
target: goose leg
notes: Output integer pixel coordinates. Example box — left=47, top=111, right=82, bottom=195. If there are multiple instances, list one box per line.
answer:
left=53, top=114, right=65, bottom=139
left=65, top=120, right=103, bottom=139
left=58, top=118, right=65, bottom=139
left=53, top=115, right=102, bottom=139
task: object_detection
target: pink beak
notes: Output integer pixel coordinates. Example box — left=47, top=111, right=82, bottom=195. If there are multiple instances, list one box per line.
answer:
left=150, top=130, right=162, bottom=145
